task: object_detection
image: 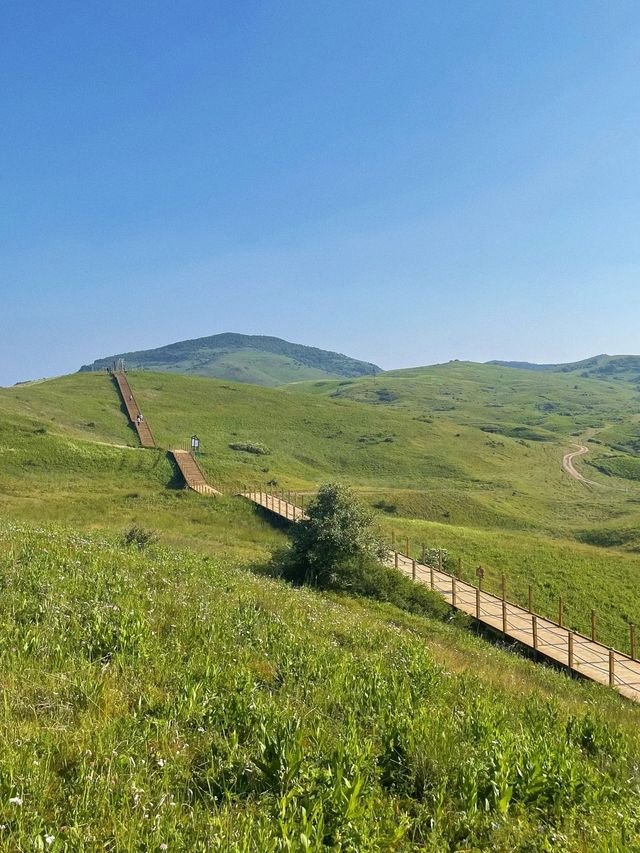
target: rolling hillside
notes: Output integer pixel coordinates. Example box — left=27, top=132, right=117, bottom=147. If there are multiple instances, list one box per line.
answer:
left=3, top=366, right=640, bottom=652
left=489, top=354, right=640, bottom=386
left=1, top=368, right=640, bottom=848
left=79, top=332, right=381, bottom=386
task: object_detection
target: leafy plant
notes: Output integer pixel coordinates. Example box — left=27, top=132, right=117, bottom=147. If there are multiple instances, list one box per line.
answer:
left=229, top=441, right=271, bottom=455
left=122, top=525, right=158, bottom=549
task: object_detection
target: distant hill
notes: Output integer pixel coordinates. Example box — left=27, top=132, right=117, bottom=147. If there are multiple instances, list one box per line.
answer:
left=79, top=333, right=381, bottom=387
left=488, top=354, right=640, bottom=385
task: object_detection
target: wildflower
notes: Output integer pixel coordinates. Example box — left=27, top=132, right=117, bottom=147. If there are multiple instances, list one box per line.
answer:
left=157, top=758, right=165, bottom=767
left=45, top=836, right=55, bottom=846
left=9, top=797, right=23, bottom=806
left=160, top=845, right=168, bottom=851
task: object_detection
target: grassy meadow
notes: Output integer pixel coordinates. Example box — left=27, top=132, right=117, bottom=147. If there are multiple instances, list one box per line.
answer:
left=1, top=364, right=640, bottom=848
left=0, top=521, right=638, bottom=851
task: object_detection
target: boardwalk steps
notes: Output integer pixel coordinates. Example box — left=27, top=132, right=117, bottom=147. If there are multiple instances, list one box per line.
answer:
left=171, top=449, right=220, bottom=495
left=244, top=491, right=640, bottom=704
left=112, top=373, right=156, bottom=448
left=107, top=376, right=640, bottom=704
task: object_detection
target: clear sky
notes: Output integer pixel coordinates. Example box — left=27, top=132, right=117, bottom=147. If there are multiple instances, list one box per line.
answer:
left=2, top=1, right=640, bottom=385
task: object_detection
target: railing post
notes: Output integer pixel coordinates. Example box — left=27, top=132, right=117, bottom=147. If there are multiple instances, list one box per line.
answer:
left=430, top=563, right=434, bottom=590
left=568, top=631, right=574, bottom=668
left=475, top=587, right=480, bottom=620
left=451, top=576, right=457, bottom=606
left=532, top=615, right=538, bottom=651
left=501, top=574, right=507, bottom=632
left=391, top=530, right=395, bottom=547
left=591, top=610, right=597, bottom=643
left=558, top=597, right=564, bottom=628
left=609, top=650, right=615, bottom=687
left=301, top=494, right=304, bottom=515
left=412, top=559, right=416, bottom=581
left=394, top=551, right=398, bottom=569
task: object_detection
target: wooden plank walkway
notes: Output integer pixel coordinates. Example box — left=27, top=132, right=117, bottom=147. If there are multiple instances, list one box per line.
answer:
left=244, top=491, right=640, bottom=704
left=106, top=378, right=640, bottom=706
left=171, top=449, right=220, bottom=495
left=112, top=373, right=156, bottom=448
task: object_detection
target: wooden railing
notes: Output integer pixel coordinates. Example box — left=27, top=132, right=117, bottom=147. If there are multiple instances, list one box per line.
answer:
left=106, top=374, right=640, bottom=705
left=241, top=487, right=640, bottom=705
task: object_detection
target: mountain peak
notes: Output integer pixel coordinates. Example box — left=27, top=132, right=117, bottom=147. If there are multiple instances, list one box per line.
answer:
left=79, top=333, right=382, bottom=387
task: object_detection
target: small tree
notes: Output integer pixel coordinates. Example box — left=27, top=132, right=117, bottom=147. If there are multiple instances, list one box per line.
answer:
left=283, top=483, right=387, bottom=586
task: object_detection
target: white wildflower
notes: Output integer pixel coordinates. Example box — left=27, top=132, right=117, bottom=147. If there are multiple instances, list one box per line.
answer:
left=9, top=796, right=22, bottom=806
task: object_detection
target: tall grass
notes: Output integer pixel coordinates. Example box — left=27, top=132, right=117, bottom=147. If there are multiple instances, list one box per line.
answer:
left=0, top=521, right=638, bottom=850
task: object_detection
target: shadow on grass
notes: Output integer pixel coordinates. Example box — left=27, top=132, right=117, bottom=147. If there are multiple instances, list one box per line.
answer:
left=164, top=451, right=187, bottom=490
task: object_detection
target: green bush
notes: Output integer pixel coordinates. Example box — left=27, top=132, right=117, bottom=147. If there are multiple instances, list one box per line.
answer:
left=229, top=441, right=271, bottom=455
left=278, top=482, right=387, bottom=586
left=270, top=483, right=451, bottom=620
left=122, top=525, right=158, bottom=550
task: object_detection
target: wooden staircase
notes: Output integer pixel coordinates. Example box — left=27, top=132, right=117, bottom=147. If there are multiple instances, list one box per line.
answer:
left=171, top=449, right=220, bottom=495
left=113, top=372, right=156, bottom=448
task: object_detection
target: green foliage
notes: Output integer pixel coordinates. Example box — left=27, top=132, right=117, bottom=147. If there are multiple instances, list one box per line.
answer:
left=229, top=441, right=271, bottom=455
left=0, top=521, right=638, bottom=850
left=122, top=524, right=158, bottom=549
left=282, top=483, right=387, bottom=586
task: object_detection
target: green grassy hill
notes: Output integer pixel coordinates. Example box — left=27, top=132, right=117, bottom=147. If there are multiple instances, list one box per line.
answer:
left=489, top=353, right=640, bottom=387
left=79, top=332, right=381, bottom=386
left=1, top=520, right=638, bottom=850
left=3, top=367, right=640, bottom=652
left=2, top=367, right=640, bottom=847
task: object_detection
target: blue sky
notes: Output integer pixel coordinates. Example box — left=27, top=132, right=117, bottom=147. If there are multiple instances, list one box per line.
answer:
left=2, top=1, right=640, bottom=385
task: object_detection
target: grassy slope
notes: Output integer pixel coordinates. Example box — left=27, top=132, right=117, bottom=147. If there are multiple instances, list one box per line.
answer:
left=1, top=370, right=640, bottom=846
left=0, top=379, right=284, bottom=561
left=0, top=521, right=638, bottom=851
left=492, top=354, right=640, bottom=385
left=3, top=369, right=640, bottom=652
left=123, top=369, right=640, bottom=535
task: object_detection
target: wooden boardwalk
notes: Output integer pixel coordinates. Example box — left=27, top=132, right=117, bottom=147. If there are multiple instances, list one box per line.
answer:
left=171, top=449, right=220, bottom=495
left=244, top=491, right=640, bottom=704
left=106, top=377, right=640, bottom=705
left=112, top=373, right=156, bottom=448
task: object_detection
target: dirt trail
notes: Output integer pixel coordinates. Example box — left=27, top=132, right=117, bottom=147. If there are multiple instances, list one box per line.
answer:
left=562, top=444, right=600, bottom=486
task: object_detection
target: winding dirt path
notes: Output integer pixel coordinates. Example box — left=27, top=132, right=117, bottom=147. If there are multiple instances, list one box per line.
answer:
left=562, top=444, right=599, bottom=486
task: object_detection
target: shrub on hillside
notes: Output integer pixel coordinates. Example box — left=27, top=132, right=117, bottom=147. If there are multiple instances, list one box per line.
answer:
left=229, top=442, right=271, bottom=456
left=279, top=483, right=387, bottom=586
left=271, top=483, right=451, bottom=620
left=122, top=525, right=158, bottom=550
